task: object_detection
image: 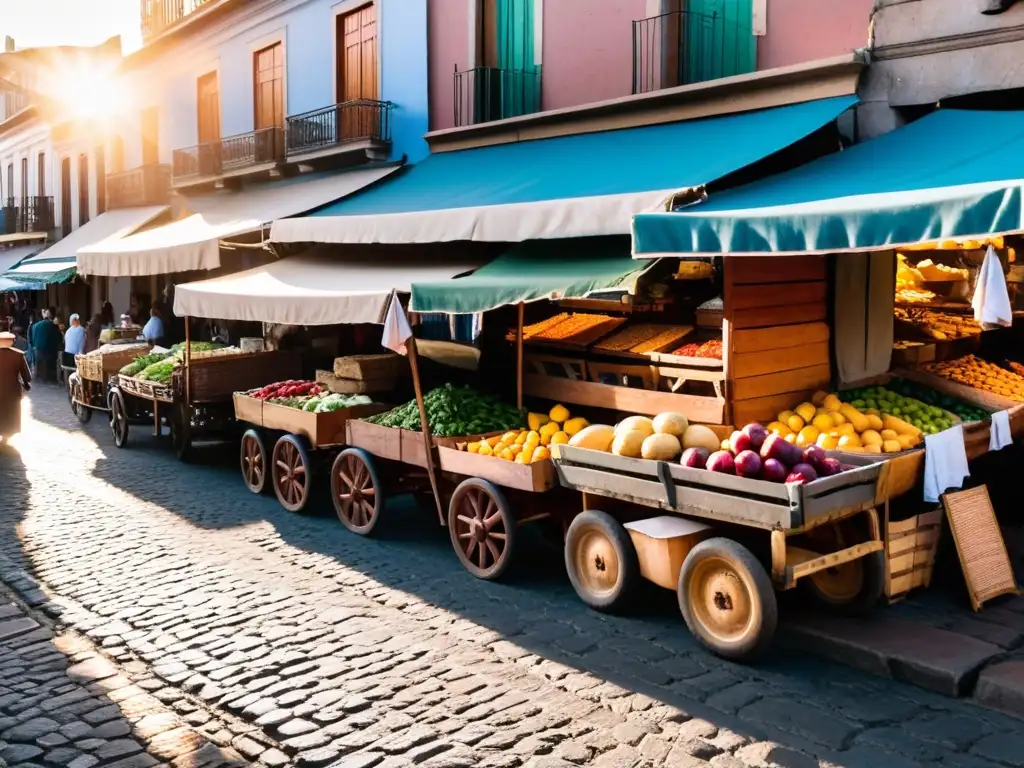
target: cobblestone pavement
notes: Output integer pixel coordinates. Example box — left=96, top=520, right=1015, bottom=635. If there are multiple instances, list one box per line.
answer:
left=2, top=385, right=1024, bottom=768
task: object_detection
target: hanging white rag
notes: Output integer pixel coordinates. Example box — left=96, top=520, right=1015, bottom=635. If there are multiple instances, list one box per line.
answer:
left=972, top=245, right=1013, bottom=328
left=923, top=425, right=970, bottom=503
left=990, top=410, right=1013, bottom=451
left=381, top=292, right=413, bottom=356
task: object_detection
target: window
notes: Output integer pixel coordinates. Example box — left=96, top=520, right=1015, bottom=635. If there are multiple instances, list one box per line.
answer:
left=5, top=163, right=11, bottom=202
left=95, top=146, right=106, bottom=215
left=197, top=71, right=220, bottom=144
left=37, top=152, right=45, bottom=196
left=78, top=153, right=89, bottom=227
left=110, top=136, right=124, bottom=174
left=142, top=106, right=160, bottom=166
left=60, top=157, right=71, bottom=237
left=19, top=158, right=26, bottom=206
left=337, top=4, right=377, bottom=103
left=465, top=0, right=540, bottom=124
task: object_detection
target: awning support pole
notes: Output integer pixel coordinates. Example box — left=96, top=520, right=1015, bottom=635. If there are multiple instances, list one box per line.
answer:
left=516, top=302, right=524, bottom=411
left=184, top=316, right=192, bottom=407
left=407, top=337, right=445, bottom=525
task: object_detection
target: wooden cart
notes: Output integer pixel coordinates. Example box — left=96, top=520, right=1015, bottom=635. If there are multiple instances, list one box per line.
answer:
left=109, top=350, right=300, bottom=461
left=69, top=344, right=152, bottom=424
left=553, top=444, right=887, bottom=660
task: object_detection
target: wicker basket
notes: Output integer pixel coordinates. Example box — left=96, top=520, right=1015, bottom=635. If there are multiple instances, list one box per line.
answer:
left=118, top=374, right=174, bottom=402
left=175, top=351, right=301, bottom=403
left=76, top=344, right=150, bottom=383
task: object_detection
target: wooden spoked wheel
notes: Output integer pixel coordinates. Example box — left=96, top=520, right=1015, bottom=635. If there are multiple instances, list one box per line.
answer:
left=239, top=429, right=268, bottom=494
left=272, top=434, right=312, bottom=513
left=564, top=510, right=640, bottom=613
left=448, top=478, right=515, bottom=581
left=331, top=448, right=382, bottom=535
left=678, top=538, right=777, bottom=661
left=71, top=379, right=92, bottom=424
left=109, top=390, right=129, bottom=448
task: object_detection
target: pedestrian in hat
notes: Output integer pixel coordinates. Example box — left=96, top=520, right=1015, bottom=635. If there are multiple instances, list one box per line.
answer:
left=0, top=331, right=31, bottom=446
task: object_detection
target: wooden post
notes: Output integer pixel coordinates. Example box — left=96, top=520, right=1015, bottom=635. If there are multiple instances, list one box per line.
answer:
left=407, top=338, right=445, bottom=525
left=184, top=316, right=192, bottom=407
left=516, top=302, right=524, bottom=411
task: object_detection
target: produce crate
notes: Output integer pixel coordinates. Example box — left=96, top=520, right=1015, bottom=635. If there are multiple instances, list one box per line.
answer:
left=524, top=354, right=587, bottom=381
left=894, top=366, right=1019, bottom=413
left=436, top=447, right=557, bottom=492
left=75, top=344, right=150, bottom=383
left=232, top=393, right=264, bottom=425
left=260, top=401, right=387, bottom=448
left=333, top=354, right=405, bottom=381
left=117, top=374, right=174, bottom=403
left=552, top=444, right=883, bottom=530
left=176, top=351, right=301, bottom=404
left=624, top=516, right=713, bottom=590
left=345, top=420, right=432, bottom=467
left=316, top=369, right=395, bottom=395
left=885, top=507, right=942, bottom=601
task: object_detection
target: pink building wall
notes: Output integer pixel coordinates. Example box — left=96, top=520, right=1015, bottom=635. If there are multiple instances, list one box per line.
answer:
left=757, top=0, right=872, bottom=70
left=541, top=0, right=649, bottom=112
left=428, top=0, right=471, bottom=131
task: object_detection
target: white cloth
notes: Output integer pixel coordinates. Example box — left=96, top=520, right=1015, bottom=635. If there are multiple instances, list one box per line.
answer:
left=142, top=316, right=165, bottom=342
left=381, top=293, right=413, bottom=356
left=990, top=410, right=1013, bottom=451
left=923, top=425, right=970, bottom=503
left=972, top=245, right=1013, bottom=329
left=63, top=325, right=86, bottom=355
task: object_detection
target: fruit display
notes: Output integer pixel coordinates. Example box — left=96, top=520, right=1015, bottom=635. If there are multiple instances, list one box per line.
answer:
left=922, top=355, right=1024, bottom=402
left=364, top=383, right=524, bottom=438
left=838, top=385, right=959, bottom=434
left=894, top=307, right=983, bottom=341
left=516, top=312, right=626, bottom=347
left=593, top=323, right=692, bottom=356
left=669, top=339, right=723, bottom=359
left=463, top=403, right=585, bottom=464
left=1009, top=361, right=1024, bottom=378
left=882, top=378, right=990, bottom=423
left=896, top=287, right=937, bottom=304
left=770, top=391, right=923, bottom=454
left=252, top=380, right=321, bottom=400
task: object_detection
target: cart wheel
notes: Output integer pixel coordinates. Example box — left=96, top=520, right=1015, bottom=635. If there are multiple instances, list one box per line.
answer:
left=71, top=381, right=92, bottom=424
left=109, top=390, right=129, bottom=449
left=170, top=405, right=192, bottom=463
left=272, top=434, right=312, bottom=513
left=564, top=510, right=640, bottom=613
left=331, top=448, right=382, bottom=535
left=240, top=429, right=268, bottom=495
left=678, top=538, right=777, bottom=661
left=804, top=549, right=885, bottom=616
left=448, top=478, right=515, bottom=581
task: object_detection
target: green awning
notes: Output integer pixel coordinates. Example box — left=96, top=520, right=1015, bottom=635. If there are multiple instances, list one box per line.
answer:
left=632, top=109, right=1024, bottom=256
left=409, top=237, right=653, bottom=314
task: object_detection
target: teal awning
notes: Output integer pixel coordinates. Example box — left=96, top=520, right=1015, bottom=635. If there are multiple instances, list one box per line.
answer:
left=409, top=237, right=653, bottom=314
left=272, top=96, right=858, bottom=245
left=4, top=255, right=76, bottom=285
left=632, top=109, right=1024, bottom=256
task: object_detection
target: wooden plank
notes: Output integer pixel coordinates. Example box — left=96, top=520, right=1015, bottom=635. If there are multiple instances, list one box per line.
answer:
left=729, top=255, right=827, bottom=285
left=791, top=541, right=884, bottom=581
left=730, top=281, right=827, bottom=311
left=801, top=483, right=879, bottom=522
left=232, top=393, right=263, bottom=425
left=732, top=322, right=830, bottom=354
left=437, top=447, right=556, bottom=492
left=731, top=389, right=818, bottom=426
left=733, top=342, right=830, bottom=380
left=524, top=373, right=726, bottom=423
left=731, top=302, right=827, bottom=330
left=731, top=364, right=831, bottom=401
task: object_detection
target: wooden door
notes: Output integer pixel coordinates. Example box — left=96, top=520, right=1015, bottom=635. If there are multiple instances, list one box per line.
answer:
left=37, top=152, right=45, bottom=196
left=78, top=154, right=89, bottom=226
left=685, top=0, right=755, bottom=82
left=197, top=72, right=221, bottom=143
left=141, top=106, right=160, bottom=166
left=337, top=4, right=377, bottom=140
left=254, top=43, right=283, bottom=162
left=60, top=157, right=71, bottom=237
left=20, top=158, right=27, bottom=206
left=95, top=146, right=106, bottom=215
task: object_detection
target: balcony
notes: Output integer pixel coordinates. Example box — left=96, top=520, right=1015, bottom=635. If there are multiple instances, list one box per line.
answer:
left=2, top=197, right=54, bottom=235
left=172, top=127, right=282, bottom=189
left=453, top=66, right=541, bottom=127
left=285, top=99, right=393, bottom=163
left=140, top=0, right=217, bottom=42
left=632, top=10, right=756, bottom=95
left=106, top=164, right=171, bottom=209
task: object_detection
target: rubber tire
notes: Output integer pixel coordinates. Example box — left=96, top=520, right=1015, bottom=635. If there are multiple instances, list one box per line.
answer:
left=564, top=510, right=641, bottom=613
left=239, top=429, right=269, bottom=495
left=109, top=390, right=129, bottom=449
left=448, top=477, right=516, bottom=581
left=803, top=549, right=886, bottom=617
left=678, top=537, right=778, bottom=661
left=272, top=433, right=313, bottom=513
left=331, top=448, right=383, bottom=536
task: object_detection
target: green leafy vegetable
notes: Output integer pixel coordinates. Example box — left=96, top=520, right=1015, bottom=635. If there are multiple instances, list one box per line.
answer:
left=364, top=383, right=523, bottom=437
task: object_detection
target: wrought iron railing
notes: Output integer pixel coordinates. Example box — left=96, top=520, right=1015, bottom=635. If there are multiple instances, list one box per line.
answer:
left=285, top=99, right=393, bottom=157
left=106, top=164, right=171, bottom=209
left=1, top=196, right=54, bottom=234
left=172, top=127, right=282, bottom=182
left=632, top=9, right=754, bottom=95
left=453, top=66, right=541, bottom=127
left=140, top=0, right=216, bottom=41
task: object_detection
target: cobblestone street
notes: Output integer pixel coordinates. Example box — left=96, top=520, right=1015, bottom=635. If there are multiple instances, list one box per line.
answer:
left=2, top=384, right=1024, bottom=768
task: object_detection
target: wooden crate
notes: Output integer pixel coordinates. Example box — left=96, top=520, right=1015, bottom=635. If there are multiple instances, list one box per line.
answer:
left=894, top=366, right=1020, bottom=412
left=76, top=344, right=151, bottom=383
left=333, top=354, right=406, bottom=381
left=624, top=516, right=712, bottom=590
left=118, top=374, right=174, bottom=403
left=587, top=361, right=658, bottom=390
left=345, top=420, right=431, bottom=467
left=260, top=402, right=387, bottom=448
left=316, top=369, right=395, bottom=394
left=885, top=508, right=942, bottom=601
left=179, top=351, right=301, bottom=404
left=437, top=447, right=557, bottom=492
left=524, top=353, right=587, bottom=381
left=232, top=393, right=263, bottom=424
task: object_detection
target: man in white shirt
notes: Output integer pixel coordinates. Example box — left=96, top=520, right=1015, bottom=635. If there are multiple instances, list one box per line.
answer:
left=63, top=314, right=86, bottom=356
left=143, top=308, right=165, bottom=346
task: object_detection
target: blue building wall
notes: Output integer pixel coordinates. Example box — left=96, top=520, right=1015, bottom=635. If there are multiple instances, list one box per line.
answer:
left=381, top=1, right=430, bottom=163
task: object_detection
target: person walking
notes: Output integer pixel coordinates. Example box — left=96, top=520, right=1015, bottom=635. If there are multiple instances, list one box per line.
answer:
left=64, top=314, right=86, bottom=356
left=0, top=331, right=31, bottom=446
left=30, top=310, right=61, bottom=383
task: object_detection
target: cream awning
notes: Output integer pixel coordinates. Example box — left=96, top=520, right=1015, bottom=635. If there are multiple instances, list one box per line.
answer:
left=173, top=247, right=486, bottom=325
left=78, top=166, right=400, bottom=278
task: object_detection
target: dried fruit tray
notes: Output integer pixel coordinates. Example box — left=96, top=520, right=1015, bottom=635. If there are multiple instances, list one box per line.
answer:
left=515, top=313, right=628, bottom=350
left=592, top=324, right=693, bottom=358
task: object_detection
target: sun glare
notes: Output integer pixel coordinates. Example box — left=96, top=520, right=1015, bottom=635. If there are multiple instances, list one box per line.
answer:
left=38, top=59, right=126, bottom=128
